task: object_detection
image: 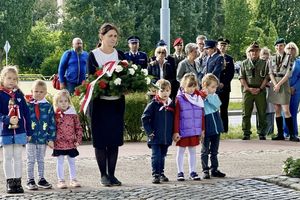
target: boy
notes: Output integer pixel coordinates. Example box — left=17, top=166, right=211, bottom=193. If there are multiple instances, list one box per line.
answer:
left=141, top=79, right=174, bottom=184
left=26, top=80, right=56, bottom=190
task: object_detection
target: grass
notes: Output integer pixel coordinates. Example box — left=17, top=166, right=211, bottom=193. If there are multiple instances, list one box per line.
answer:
left=228, top=101, right=242, bottom=110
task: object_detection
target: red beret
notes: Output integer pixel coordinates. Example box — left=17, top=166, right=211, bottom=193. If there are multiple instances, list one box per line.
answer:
left=173, top=38, right=183, bottom=47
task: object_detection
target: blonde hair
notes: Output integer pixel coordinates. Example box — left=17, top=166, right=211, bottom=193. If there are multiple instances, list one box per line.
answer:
left=155, top=46, right=168, bottom=57
left=180, top=73, right=198, bottom=88
left=155, top=79, right=171, bottom=90
left=53, top=89, right=73, bottom=111
left=259, top=47, right=271, bottom=60
left=31, top=79, right=47, bottom=92
left=285, top=42, right=299, bottom=57
left=201, top=73, right=219, bottom=88
left=0, top=65, right=19, bottom=87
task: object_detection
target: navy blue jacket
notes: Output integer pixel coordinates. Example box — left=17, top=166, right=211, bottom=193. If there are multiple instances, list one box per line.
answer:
left=125, top=51, right=148, bottom=69
left=219, top=54, right=235, bottom=93
left=58, top=49, right=88, bottom=85
left=141, top=98, right=174, bottom=146
left=0, top=89, right=32, bottom=137
left=205, top=52, right=224, bottom=80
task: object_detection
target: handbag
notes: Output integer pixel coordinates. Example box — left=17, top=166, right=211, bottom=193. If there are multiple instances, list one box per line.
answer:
left=52, top=50, right=72, bottom=90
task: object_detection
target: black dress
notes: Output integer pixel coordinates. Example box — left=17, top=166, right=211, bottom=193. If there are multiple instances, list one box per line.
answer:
left=87, top=49, right=126, bottom=149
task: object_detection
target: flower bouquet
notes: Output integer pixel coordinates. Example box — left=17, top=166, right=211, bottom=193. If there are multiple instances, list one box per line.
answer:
left=75, top=60, right=151, bottom=113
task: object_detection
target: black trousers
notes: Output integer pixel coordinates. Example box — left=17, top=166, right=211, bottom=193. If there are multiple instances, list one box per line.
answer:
left=218, top=91, right=230, bottom=133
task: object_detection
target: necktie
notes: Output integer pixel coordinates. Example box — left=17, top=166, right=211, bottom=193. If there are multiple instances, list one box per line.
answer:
left=35, top=103, right=40, bottom=120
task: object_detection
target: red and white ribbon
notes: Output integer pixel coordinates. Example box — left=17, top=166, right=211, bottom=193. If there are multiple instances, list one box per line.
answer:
left=80, top=61, right=117, bottom=114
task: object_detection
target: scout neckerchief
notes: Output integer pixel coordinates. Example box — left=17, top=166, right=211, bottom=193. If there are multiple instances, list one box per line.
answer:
left=154, top=95, right=174, bottom=112
left=29, top=98, right=48, bottom=121
left=183, top=90, right=204, bottom=108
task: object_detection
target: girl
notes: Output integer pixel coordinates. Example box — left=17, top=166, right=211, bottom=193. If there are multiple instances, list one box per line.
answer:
left=0, top=66, right=32, bottom=193
left=173, top=73, right=205, bottom=181
left=201, top=73, right=225, bottom=179
left=269, top=42, right=299, bottom=142
left=52, top=89, right=83, bottom=189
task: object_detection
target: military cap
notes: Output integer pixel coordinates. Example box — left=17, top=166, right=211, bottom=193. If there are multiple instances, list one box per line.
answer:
left=274, top=38, right=286, bottom=46
left=248, top=41, right=260, bottom=51
left=173, top=38, right=183, bottom=47
left=127, top=36, right=140, bottom=43
left=157, top=39, right=167, bottom=47
left=204, top=40, right=217, bottom=49
left=217, top=37, right=230, bottom=45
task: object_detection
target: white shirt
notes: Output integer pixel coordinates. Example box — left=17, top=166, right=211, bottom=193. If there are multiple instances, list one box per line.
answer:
left=92, top=48, right=118, bottom=67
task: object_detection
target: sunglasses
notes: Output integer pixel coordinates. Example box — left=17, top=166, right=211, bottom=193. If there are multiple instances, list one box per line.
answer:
left=157, top=51, right=166, bottom=54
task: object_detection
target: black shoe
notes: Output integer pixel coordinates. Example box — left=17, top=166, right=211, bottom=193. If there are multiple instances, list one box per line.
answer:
left=14, top=178, right=24, bottom=193
left=259, top=136, right=266, bottom=140
left=160, top=174, right=169, bottom=182
left=109, top=176, right=122, bottom=186
left=177, top=172, right=185, bottom=181
left=202, top=171, right=210, bottom=179
left=37, top=178, right=52, bottom=189
left=242, top=135, right=250, bottom=140
left=211, top=170, right=226, bottom=178
left=6, top=179, right=15, bottom=194
left=26, top=179, right=38, bottom=190
left=290, top=136, right=300, bottom=142
left=189, top=172, right=201, bottom=181
left=152, top=174, right=160, bottom=184
left=272, top=134, right=285, bottom=140
left=100, top=175, right=111, bottom=187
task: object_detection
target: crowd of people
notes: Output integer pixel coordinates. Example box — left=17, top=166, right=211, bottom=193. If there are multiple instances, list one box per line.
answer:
left=0, top=22, right=300, bottom=193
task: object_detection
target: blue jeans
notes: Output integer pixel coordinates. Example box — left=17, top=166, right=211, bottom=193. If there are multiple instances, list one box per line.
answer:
left=66, top=82, right=78, bottom=94
left=201, top=134, right=220, bottom=172
left=151, top=144, right=169, bottom=175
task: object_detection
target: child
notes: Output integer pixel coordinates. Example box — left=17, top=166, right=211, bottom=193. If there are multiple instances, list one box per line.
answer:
left=0, top=66, right=32, bottom=193
left=173, top=73, right=205, bottom=181
left=201, top=73, right=226, bottom=179
left=52, top=89, right=83, bottom=189
left=142, top=79, right=174, bottom=184
left=26, top=80, right=56, bottom=190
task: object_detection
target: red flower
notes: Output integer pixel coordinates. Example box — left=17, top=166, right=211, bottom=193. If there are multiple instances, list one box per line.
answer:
left=74, top=88, right=81, bottom=96
left=95, top=69, right=104, bottom=76
left=98, top=80, right=107, bottom=89
left=120, top=60, right=129, bottom=68
left=86, top=83, right=90, bottom=89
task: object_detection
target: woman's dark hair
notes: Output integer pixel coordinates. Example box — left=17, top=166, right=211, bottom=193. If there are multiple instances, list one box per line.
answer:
left=97, top=23, right=119, bottom=47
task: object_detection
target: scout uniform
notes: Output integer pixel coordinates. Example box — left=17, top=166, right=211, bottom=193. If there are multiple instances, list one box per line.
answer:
left=239, top=42, right=268, bottom=139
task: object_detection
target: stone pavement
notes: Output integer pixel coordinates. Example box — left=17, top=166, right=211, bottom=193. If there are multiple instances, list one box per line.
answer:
left=1, top=140, right=300, bottom=199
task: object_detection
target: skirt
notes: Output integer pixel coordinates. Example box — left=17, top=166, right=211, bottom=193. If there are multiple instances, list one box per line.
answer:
left=176, top=135, right=200, bottom=147
left=52, top=148, right=79, bottom=158
left=268, top=80, right=291, bottom=105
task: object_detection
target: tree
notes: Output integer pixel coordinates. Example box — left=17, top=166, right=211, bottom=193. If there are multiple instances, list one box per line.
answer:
left=223, top=0, right=251, bottom=60
left=0, top=0, right=35, bottom=67
left=32, top=0, right=59, bottom=26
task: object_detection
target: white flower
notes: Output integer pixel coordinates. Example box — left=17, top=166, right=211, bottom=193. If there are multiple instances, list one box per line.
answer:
left=114, top=78, right=122, bottom=85
left=132, top=64, right=138, bottom=70
left=141, top=69, right=148, bottom=76
left=145, top=77, right=151, bottom=85
left=128, top=68, right=135, bottom=75
left=115, top=65, right=123, bottom=73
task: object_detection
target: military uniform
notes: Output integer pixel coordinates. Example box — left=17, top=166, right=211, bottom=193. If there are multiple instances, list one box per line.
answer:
left=239, top=57, right=269, bottom=138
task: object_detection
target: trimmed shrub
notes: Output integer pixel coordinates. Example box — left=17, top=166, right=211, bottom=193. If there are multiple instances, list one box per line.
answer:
left=283, top=157, right=300, bottom=178
left=124, top=93, right=148, bottom=142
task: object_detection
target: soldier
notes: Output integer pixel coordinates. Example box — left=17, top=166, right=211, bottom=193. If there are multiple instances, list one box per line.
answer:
left=217, top=38, right=235, bottom=133
left=239, top=42, right=269, bottom=140
left=124, top=36, right=148, bottom=69
left=172, top=38, right=186, bottom=70
left=196, top=35, right=207, bottom=80
left=269, top=40, right=299, bottom=142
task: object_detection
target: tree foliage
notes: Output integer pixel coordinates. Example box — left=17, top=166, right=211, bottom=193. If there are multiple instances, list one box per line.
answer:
left=0, top=0, right=35, bottom=67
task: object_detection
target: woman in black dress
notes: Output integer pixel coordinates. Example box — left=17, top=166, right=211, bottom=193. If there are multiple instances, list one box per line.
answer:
left=87, top=23, right=125, bottom=186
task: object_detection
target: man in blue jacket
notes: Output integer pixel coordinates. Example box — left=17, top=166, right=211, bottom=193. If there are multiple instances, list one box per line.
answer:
left=58, top=37, right=88, bottom=94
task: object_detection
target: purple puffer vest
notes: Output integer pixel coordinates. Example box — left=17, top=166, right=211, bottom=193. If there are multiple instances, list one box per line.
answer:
left=177, top=94, right=203, bottom=138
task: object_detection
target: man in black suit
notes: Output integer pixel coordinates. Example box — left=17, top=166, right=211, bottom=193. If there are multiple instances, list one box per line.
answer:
left=203, top=40, right=223, bottom=80
left=217, top=38, right=235, bottom=133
